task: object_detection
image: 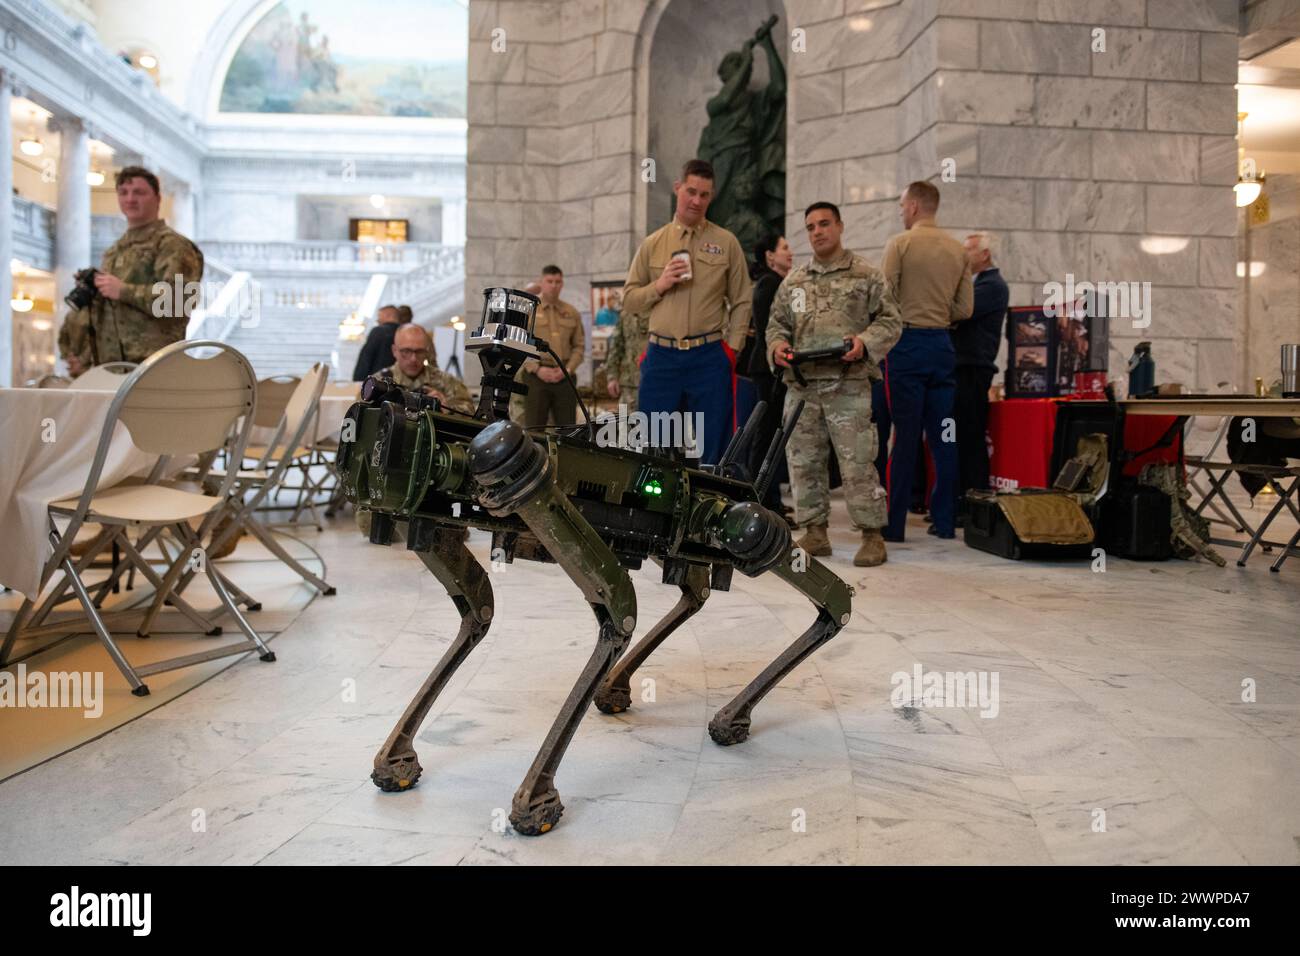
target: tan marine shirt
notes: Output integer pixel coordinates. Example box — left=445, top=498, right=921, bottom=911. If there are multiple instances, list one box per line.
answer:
left=622, top=218, right=752, bottom=351
left=524, top=299, right=585, bottom=375
left=879, top=219, right=973, bottom=330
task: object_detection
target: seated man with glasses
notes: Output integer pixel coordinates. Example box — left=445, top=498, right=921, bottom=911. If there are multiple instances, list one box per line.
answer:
left=379, top=323, right=473, bottom=415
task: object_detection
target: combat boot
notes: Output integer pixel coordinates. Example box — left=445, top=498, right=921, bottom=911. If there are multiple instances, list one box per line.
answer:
left=854, top=529, right=887, bottom=567
left=796, top=523, right=832, bottom=557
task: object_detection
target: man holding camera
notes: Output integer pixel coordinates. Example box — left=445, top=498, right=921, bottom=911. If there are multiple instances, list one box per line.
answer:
left=57, top=166, right=203, bottom=374
left=767, top=202, right=901, bottom=567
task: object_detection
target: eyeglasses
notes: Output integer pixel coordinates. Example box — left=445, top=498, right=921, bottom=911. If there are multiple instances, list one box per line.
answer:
left=396, top=348, right=429, bottom=358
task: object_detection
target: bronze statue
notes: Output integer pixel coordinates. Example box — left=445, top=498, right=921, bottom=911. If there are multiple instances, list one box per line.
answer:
left=697, top=15, right=786, bottom=246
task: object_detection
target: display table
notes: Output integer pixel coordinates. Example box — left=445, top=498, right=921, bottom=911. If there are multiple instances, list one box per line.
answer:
left=0, top=388, right=159, bottom=599
left=987, top=398, right=1181, bottom=491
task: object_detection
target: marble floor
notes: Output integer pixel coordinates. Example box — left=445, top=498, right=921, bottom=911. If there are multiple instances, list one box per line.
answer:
left=1, top=493, right=1297, bottom=866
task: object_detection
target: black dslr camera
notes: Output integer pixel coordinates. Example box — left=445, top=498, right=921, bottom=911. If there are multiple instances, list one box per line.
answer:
left=361, top=373, right=445, bottom=414
left=64, top=268, right=100, bottom=309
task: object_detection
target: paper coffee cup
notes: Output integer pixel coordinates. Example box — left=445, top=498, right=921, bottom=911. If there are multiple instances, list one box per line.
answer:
left=671, top=249, right=692, bottom=281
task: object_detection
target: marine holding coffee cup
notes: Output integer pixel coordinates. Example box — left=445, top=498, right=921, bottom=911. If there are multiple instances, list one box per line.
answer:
left=622, top=159, right=752, bottom=465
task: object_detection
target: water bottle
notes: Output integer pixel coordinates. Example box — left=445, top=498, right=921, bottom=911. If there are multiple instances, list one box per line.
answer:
left=1127, top=342, right=1155, bottom=398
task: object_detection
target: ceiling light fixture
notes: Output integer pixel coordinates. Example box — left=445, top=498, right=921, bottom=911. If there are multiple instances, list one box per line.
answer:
left=1235, top=111, right=1265, bottom=208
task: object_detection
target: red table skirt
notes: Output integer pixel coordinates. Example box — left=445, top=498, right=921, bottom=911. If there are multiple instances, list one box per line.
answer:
left=987, top=398, right=1180, bottom=491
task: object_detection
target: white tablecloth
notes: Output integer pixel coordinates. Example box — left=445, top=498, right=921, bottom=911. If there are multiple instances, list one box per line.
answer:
left=0, top=388, right=159, bottom=600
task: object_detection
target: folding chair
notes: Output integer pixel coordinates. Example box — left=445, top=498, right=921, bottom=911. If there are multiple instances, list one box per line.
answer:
left=288, top=381, right=358, bottom=524
left=243, top=375, right=325, bottom=528
left=162, top=363, right=335, bottom=611
left=0, top=340, right=276, bottom=696
left=72, top=362, right=138, bottom=391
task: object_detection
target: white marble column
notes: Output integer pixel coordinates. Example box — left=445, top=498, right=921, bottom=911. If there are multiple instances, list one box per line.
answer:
left=53, top=116, right=91, bottom=311
left=0, top=72, right=14, bottom=386
left=170, top=180, right=196, bottom=238
left=440, top=197, right=465, bottom=246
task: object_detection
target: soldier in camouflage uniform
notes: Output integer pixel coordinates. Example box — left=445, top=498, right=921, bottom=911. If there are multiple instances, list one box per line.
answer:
left=767, top=202, right=902, bottom=567
left=604, top=307, right=650, bottom=410
left=57, top=166, right=203, bottom=373
left=381, top=324, right=474, bottom=415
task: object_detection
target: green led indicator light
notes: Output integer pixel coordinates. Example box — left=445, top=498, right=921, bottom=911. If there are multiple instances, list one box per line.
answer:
left=644, top=484, right=654, bottom=493
left=654, top=486, right=662, bottom=495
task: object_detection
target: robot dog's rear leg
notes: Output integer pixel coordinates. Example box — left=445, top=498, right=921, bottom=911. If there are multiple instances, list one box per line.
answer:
left=594, top=562, right=710, bottom=715
left=708, top=554, right=853, bottom=746
left=371, top=525, right=494, bottom=793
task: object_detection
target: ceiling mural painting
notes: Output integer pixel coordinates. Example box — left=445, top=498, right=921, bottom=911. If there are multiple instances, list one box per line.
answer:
left=219, top=0, right=467, bottom=117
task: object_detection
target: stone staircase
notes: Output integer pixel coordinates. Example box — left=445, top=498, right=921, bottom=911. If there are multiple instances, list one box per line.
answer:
left=196, top=242, right=465, bottom=380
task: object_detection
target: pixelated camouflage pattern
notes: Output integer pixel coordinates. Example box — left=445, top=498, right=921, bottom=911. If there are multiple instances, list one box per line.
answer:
left=765, top=248, right=901, bottom=382
left=58, top=219, right=203, bottom=366
left=603, top=308, right=649, bottom=402
left=385, top=362, right=474, bottom=416
left=785, top=376, right=887, bottom=530
left=1138, top=463, right=1227, bottom=567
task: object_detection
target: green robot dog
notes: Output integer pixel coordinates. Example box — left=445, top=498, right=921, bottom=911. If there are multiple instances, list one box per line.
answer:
left=337, top=287, right=854, bottom=836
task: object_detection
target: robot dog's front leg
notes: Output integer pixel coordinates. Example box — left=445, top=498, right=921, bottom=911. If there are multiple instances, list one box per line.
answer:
left=469, top=420, right=637, bottom=835
left=708, top=552, right=853, bottom=745
left=371, top=523, right=494, bottom=793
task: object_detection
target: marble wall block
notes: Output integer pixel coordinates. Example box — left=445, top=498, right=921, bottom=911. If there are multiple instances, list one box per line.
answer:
left=1147, top=286, right=1238, bottom=341
left=977, top=21, right=1092, bottom=75
left=1091, top=234, right=1200, bottom=287
left=1145, top=184, right=1237, bottom=238
left=977, top=126, right=1091, bottom=179
left=469, top=40, right=528, bottom=84
left=1146, top=83, right=1237, bottom=136
left=560, top=0, right=605, bottom=38
left=468, top=200, right=524, bottom=239
left=1199, top=32, right=1241, bottom=84
left=1089, top=29, right=1200, bottom=81
left=845, top=59, right=905, bottom=112
left=592, top=192, right=633, bottom=235
left=469, top=126, right=526, bottom=163
left=792, top=161, right=844, bottom=209
left=1035, top=180, right=1145, bottom=233
left=496, top=83, right=560, bottom=126
left=1197, top=237, right=1237, bottom=289
left=468, top=83, right=497, bottom=125
left=798, top=72, right=845, bottom=122
left=560, top=72, right=634, bottom=125
left=1034, top=77, right=1144, bottom=130
left=525, top=37, right=596, bottom=85
left=1091, top=131, right=1199, bottom=183
left=938, top=0, right=1038, bottom=19
left=842, top=154, right=900, bottom=205
left=496, top=1, right=563, bottom=44
left=937, top=177, right=1035, bottom=232
left=936, top=71, right=1034, bottom=126
left=595, top=31, right=637, bottom=74
left=1035, top=0, right=1144, bottom=26
left=495, top=164, right=558, bottom=203
left=995, top=230, right=1091, bottom=285
left=525, top=125, right=593, bottom=165
left=1146, top=0, right=1240, bottom=33
left=593, top=114, right=634, bottom=157
left=1200, top=135, right=1238, bottom=186
left=795, top=0, right=848, bottom=23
